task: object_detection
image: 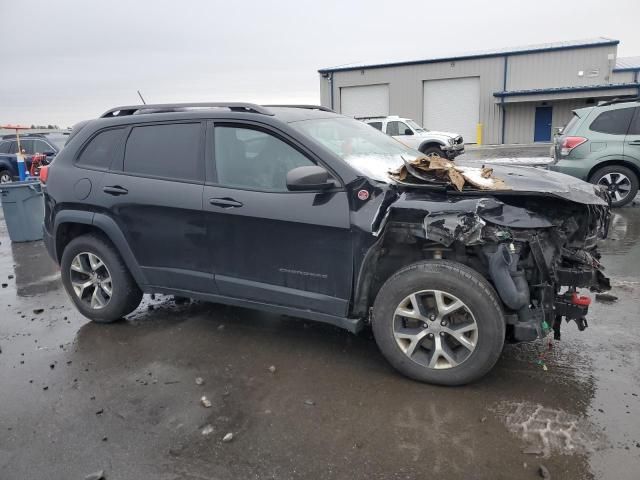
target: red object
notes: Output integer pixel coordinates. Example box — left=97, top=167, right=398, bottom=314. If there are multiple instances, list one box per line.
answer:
left=571, top=292, right=591, bottom=306
left=357, top=189, right=369, bottom=201
left=560, top=136, right=587, bottom=155
left=30, top=154, right=46, bottom=177
left=38, top=165, right=49, bottom=184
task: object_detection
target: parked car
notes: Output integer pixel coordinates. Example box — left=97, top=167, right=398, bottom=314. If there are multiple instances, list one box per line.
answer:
left=42, top=103, right=609, bottom=386
left=362, top=116, right=464, bottom=159
left=550, top=98, right=640, bottom=207
left=0, top=132, right=69, bottom=183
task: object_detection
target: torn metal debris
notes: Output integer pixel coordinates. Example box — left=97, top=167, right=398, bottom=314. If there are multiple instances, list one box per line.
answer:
left=390, top=155, right=507, bottom=191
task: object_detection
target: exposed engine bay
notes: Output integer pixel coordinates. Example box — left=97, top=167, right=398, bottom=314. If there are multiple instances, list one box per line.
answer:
left=364, top=160, right=611, bottom=343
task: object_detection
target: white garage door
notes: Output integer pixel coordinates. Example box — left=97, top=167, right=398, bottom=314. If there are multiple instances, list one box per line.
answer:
left=423, top=77, right=480, bottom=144
left=340, top=84, right=389, bottom=118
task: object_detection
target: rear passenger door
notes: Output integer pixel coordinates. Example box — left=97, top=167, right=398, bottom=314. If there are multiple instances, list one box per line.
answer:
left=624, top=107, right=640, bottom=164
left=588, top=106, right=634, bottom=162
left=202, top=121, right=353, bottom=317
left=100, top=121, right=212, bottom=293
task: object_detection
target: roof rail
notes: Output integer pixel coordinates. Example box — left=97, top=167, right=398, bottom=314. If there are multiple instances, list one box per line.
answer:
left=100, top=102, right=274, bottom=118
left=597, top=96, right=640, bottom=107
left=264, top=104, right=336, bottom=113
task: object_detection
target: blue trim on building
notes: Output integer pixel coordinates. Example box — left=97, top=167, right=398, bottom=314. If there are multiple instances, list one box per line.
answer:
left=494, top=83, right=640, bottom=98
left=318, top=39, right=620, bottom=73
left=613, top=67, right=640, bottom=72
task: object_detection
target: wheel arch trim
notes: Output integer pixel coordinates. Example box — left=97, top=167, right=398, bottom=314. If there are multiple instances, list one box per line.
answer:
left=54, top=211, right=147, bottom=287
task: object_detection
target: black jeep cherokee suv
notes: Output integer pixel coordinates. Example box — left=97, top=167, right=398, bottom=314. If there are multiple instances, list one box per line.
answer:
left=42, top=103, right=611, bottom=385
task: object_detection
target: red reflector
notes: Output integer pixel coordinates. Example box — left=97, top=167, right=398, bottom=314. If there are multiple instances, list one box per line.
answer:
left=39, top=165, right=49, bottom=183
left=571, top=292, right=591, bottom=306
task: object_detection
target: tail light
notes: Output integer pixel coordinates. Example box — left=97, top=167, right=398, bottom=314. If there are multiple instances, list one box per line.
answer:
left=39, top=165, right=49, bottom=184
left=560, top=136, right=587, bottom=156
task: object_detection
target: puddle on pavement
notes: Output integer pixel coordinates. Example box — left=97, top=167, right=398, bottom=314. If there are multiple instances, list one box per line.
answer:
left=491, top=400, right=605, bottom=457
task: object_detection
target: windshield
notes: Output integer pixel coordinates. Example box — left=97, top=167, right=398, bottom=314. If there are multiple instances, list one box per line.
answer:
left=406, top=119, right=426, bottom=132
left=291, top=117, right=421, bottom=182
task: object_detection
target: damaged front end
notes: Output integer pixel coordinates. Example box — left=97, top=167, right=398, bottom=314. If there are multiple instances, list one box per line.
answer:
left=374, top=158, right=611, bottom=343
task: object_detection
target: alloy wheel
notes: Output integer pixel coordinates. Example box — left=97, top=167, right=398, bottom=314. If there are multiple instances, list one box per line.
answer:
left=597, top=172, right=632, bottom=204
left=69, top=252, right=113, bottom=309
left=0, top=172, right=12, bottom=184
left=393, top=290, right=478, bottom=369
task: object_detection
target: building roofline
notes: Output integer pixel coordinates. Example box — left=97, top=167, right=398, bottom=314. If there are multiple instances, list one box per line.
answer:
left=318, top=38, right=620, bottom=74
left=493, top=82, right=640, bottom=98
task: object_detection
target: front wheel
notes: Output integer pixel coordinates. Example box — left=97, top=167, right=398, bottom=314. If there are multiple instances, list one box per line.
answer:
left=589, top=165, right=638, bottom=207
left=60, top=234, right=142, bottom=323
left=421, top=146, right=445, bottom=158
left=372, top=261, right=505, bottom=386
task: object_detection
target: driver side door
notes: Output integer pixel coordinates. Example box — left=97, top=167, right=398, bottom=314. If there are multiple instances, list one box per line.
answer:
left=203, top=121, right=353, bottom=317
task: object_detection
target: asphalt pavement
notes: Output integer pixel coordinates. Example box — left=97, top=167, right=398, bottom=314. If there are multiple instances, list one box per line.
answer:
left=1, top=182, right=640, bottom=479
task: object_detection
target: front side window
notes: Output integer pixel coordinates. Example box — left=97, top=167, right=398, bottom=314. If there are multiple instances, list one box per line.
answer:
left=387, top=121, right=411, bottom=136
left=291, top=117, right=420, bottom=182
left=77, top=128, right=126, bottom=170
left=589, top=107, right=634, bottom=135
left=214, top=126, right=315, bottom=191
left=124, top=123, right=201, bottom=181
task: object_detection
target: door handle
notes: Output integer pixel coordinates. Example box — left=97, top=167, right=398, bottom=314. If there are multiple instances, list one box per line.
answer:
left=209, top=197, right=243, bottom=208
left=628, top=140, right=640, bottom=146
left=103, top=185, right=129, bottom=196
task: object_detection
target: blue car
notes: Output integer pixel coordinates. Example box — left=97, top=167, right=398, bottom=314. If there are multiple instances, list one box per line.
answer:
left=0, top=132, right=69, bottom=183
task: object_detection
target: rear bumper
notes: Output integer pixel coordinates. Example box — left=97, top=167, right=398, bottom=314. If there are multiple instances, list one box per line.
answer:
left=548, top=158, right=589, bottom=181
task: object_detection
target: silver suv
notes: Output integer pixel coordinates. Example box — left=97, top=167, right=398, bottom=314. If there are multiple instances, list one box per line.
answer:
left=363, top=116, right=464, bottom=159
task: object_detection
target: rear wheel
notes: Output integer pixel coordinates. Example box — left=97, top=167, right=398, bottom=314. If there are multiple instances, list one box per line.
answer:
left=60, top=234, right=142, bottom=323
left=589, top=165, right=638, bottom=207
left=372, top=261, right=505, bottom=385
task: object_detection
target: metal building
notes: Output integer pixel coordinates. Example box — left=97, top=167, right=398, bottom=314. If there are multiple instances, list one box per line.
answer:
left=318, top=38, right=640, bottom=145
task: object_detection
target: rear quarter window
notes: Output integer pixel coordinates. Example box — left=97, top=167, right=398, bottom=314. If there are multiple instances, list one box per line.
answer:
left=589, top=107, right=635, bottom=135
left=77, top=128, right=126, bottom=170
left=368, top=122, right=383, bottom=131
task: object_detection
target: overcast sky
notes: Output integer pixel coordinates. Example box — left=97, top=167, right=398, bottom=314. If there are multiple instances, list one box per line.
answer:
left=1, top=0, right=638, bottom=127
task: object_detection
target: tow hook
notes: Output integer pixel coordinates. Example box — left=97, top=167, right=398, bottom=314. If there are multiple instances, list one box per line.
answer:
left=553, top=291, right=592, bottom=336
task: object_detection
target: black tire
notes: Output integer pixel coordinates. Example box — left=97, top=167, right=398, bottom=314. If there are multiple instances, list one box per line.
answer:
left=0, top=169, right=12, bottom=184
left=372, top=260, right=506, bottom=386
left=421, top=146, right=444, bottom=158
left=589, top=165, right=638, bottom=208
left=60, top=234, right=142, bottom=323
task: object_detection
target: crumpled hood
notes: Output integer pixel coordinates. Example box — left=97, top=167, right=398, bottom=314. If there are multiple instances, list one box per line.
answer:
left=475, top=164, right=608, bottom=205
left=394, top=161, right=608, bottom=206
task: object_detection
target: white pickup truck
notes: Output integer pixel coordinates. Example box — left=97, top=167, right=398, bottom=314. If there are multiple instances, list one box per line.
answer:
left=362, top=116, right=465, bottom=159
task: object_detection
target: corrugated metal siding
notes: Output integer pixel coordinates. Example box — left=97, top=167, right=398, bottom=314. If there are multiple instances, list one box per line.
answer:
left=507, top=45, right=617, bottom=91
left=611, top=71, right=637, bottom=83
left=323, top=56, right=505, bottom=144
left=504, top=98, right=608, bottom=144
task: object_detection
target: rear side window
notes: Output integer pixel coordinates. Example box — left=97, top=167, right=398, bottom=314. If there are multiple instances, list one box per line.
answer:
left=77, top=128, right=125, bottom=169
left=562, top=113, right=580, bottom=135
left=124, top=123, right=201, bottom=182
left=368, top=122, right=383, bottom=131
left=589, top=107, right=634, bottom=135
left=0, top=141, right=11, bottom=154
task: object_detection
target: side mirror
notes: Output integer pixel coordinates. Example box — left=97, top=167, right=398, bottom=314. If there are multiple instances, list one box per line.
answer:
left=403, top=128, right=413, bottom=136
left=287, top=165, right=334, bottom=191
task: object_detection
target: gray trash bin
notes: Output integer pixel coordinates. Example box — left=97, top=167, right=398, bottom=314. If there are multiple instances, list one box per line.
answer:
left=0, top=180, right=45, bottom=242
